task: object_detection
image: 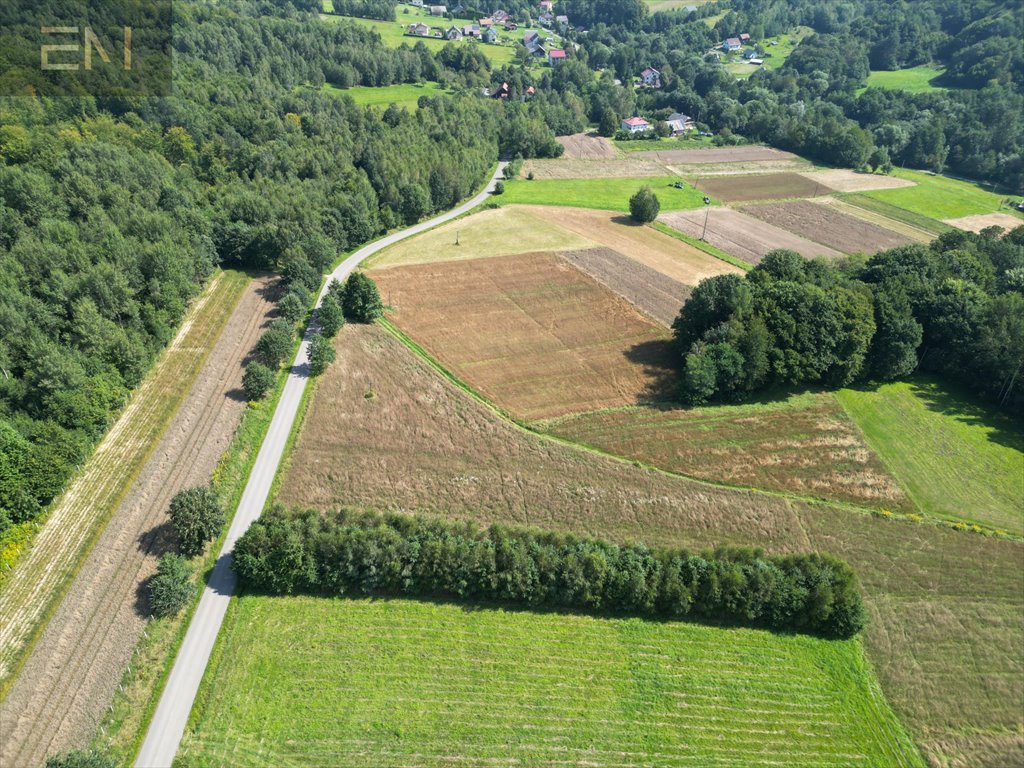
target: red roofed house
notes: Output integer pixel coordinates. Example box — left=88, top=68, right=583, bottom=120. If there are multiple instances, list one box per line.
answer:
left=539, top=0, right=553, bottom=10
left=548, top=48, right=566, bottom=65
left=723, top=37, right=741, bottom=51
left=640, top=67, right=661, bottom=88
left=621, top=116, right=650, bottom=134
left=739, top=32, right=751, bottom=42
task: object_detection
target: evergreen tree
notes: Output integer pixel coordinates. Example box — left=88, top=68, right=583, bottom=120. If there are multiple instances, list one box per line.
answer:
left=340, top=273, right=384, bottom=323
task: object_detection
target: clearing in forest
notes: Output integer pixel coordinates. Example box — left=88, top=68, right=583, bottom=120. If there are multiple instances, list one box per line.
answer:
left=328, top=81, right=445, bottom=110
left=742, top=200, right=914, bottom=254
left=179, top=595, right=922, bottom=768
left=368, top=252, right=676, bottom=420
left=692, top=172, right=833, bottom=202
left=547, top=392, right=909, bottom=509
left=658, top=208, right=843, bottom=263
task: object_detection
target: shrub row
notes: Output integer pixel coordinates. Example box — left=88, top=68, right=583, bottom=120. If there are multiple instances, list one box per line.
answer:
left=233, top=510, right=867, bottom=639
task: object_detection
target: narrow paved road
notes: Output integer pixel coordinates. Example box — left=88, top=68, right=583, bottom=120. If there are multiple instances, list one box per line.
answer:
left=134, top=162, right=508, bottom=768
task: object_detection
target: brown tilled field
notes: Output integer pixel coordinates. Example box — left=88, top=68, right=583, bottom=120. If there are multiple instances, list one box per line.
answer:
left=556, top=132, right=616, bottom=159
left=743, top=200, right=914, bottom=254
left=813, top=197, right=935, bottom=243
left=558, top=247, right=690, bottom=327
left=521, top=158, right=667, bottom=179
left=693, top=172, right=833, bottom=202
left=0, top=275, right=277, bottom=766
left=520, top=205, right=743, bottom=284
left=658, top=208, right=843, bottom=263
left=368, top=252, right=676, bottom=420
left=632, top=146, right=799, bottom=164
left=280, top=323, right=1024, bottom=768
left=547, top=393, right=909, bottom=509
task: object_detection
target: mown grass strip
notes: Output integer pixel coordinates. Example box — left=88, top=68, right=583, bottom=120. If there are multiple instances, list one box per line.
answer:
left=650, top=220, right=754, bottom=271
left=838, top=193, right=953, bottom=235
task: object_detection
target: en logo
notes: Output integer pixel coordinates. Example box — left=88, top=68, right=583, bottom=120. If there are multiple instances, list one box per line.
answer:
left=41, top=26, right=132, bottom=71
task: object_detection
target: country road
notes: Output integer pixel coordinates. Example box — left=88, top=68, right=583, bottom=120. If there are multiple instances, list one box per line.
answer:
left=134, top=162, right=509, bottom=768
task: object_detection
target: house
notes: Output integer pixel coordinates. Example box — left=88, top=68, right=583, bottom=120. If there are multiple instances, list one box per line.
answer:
left=555, top=14, right=569, bottom=26
left=523, top=29, right=540, bottom=46
left=539, top=0, right=553, bottom=10
left=492, top=81, right=510, bottom=98
left=492, top=9, right=510, bottom=23
left=407, top=22, right=431, bottom=36
left=723, top=37, right=741, bottom=51
left=429, top=5, right=447, bottom=15
left=445, top=25, right=463, bottom=39
left=482, top=26, right=498, bottom=42
left=525, top=85, right=536, bottom=96
left=462, top=23, right=481, bottom=36
left=538, top=11, right=554, bottom=25
left=503, top=20, right=518, bottom=30
left=666, top=111, right=694, bottom=135
left=548, top=48, right=566, bottom=65
left=739, top=32, right=750, bottom=42
left=639, top=67, right=661, bottom=88
left=621, top=116, right=651, bottom=134
left=743, top=49, right=758, bottom=59
left=479, top=16, right=494, bottom=25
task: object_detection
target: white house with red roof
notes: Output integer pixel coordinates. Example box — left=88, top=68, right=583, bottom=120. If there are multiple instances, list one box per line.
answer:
left=723, top=37, right=742, bottom=51
left=621, top=116, right=651, bottom=134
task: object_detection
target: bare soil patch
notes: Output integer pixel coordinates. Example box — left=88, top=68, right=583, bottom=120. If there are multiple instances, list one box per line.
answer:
left=798, top=169, right=916, bottom=193
left=658, top=208, right=843, bottom=263
left=556, top=132, right=616, bottom=159
left=521, top=158, right=667, bottom=179
left=743, top=200, right=914, bottom=254
left=944, top=212, right=1024, bottom=234
left=0, top=276, right=276, bottom=767
left=520, top=205, right=743, bottom=284
left=632, top=146, right=799, bottom=164
left=558, top=247, right=691, bottom=327
left=693, top=172, right=833, bottom=202
left=369, top=252, right=676, bottom=420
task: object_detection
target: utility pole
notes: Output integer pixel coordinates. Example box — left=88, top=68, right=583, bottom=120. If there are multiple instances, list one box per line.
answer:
left=700, top=196, right=711, bottom=241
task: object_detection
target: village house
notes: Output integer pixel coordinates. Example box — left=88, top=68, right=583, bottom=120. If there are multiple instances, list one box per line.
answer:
left=538, top=11, right=554, bottom=25
left=445, top=25, right=463, bottom=39
left=723, top=37, right=741, bottom=51
left=503, top=20, right=517, bottom=30
left=430, top=4, right=447, bottom=15
left=462, top=23, right=481, bottom=36
left=539, top=0, right=553, bottom=10
left=479, top=16, right=494, bottom=26
left=407, top=22, right=431, bottom=36
left=743, top=48, right=758, bottom=59
left=523, top=29, right=540, bottom=46
left=482, top=26, right=498, bottom=42
left=639, top=67, right=661, bottom=88
left=492, top=9, right=510, bottom=23
left=739, top=32, right=751, bottom=42
left=666, top=111, right=694, bottom=135
left=548, top=48, right=566, bottom=65
left=555, top=14, right=569, bottom=26
left=621, top=116, right=651, bottom=134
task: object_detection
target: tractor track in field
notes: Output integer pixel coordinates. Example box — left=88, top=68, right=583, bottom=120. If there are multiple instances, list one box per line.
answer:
left=0, top=276, right=276, bottom=767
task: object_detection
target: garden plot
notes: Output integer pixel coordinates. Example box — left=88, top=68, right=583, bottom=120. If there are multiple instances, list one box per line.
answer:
left=742, top=200, right=914, bottom=254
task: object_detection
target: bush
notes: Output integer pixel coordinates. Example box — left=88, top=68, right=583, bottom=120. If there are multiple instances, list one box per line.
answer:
left=148, top=553, right=194, bottom=618
left=234, top=509, right=867, bottom=638
left=169, top=486, right=225, bottom=557
left=318, top=294, right=345, bottom=338
left=493, top=180, right=505, bottom=195
left=278, top=291, right=308, bottom=325
left=308, top=332, right=336, bottom=376
left=45, top=750, right=117, bottom=768
left=254, top=319, right=294, bottom=368
left=340, top=272, right=384, bottom=323
left=242, top=361, right=275, bottom=401
left=629, top=185, right=660, bottom=223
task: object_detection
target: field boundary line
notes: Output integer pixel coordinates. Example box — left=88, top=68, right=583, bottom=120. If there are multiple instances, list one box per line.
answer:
left=649, top=220, right=753, bottom=271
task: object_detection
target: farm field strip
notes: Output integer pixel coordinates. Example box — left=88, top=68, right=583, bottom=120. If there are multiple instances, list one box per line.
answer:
left=629, top=146, right=801, bottom=165
left=944, top=212, right=1024, bottom=234
left=501, top=176, right=710, bottom=213
left=742, top=200, right=914, bottom=254
left=0, top=275, right=276, bottom=767
left=811, top=197, right=935, bottom=243
left=521, top=157, right=669, bottom=179
left=179, top=596, right=922, bottom=767
left=797, top=169, right=916, bottom=193
left=692, top=172, right=834, bottom=202
left=858, top=169, right=1018, bottom=220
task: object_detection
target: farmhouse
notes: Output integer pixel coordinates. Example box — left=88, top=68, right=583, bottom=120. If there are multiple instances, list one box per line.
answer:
left=430, top=5, right=447, bottom=15
left=523, top=29, right=540, bottom=46
left=407, top=22, right=431, bottom=36
left=666, top=112, right=695, bottom=135
left=740, top=32, right=751, bottom=42
left=639, top=67, right=661, bottom=88
left=482, top=26, right=498, bottom=42
left=445, top=25, right=463, bottom=39
left=723, top=37, right=741, bottom=51
left=462, top=23, right=481, bottom=36
left=538, top=11, right=554, bottom=25
left=548, top=48, right=567, bottom=65
left=492, top=9, right=511, bottom=23
left=621, top=116, right=651, bottom=134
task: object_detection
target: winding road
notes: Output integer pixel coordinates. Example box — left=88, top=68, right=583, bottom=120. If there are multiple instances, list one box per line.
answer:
left=134, top=162, right=508, bottom=768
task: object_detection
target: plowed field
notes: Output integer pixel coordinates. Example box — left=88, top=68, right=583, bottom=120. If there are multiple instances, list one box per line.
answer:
left=743, top=201, right=914, bottom=254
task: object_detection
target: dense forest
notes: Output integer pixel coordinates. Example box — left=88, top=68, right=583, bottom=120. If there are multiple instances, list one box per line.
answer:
left=673, top=229, right=1024, bottom=412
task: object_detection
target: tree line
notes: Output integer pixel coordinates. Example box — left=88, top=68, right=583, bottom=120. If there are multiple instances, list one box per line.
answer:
left=233, top=508, right=868, bottom=639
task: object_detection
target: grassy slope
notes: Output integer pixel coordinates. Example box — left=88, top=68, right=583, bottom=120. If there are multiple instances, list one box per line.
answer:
left=180, top=595, right=922, bottom=768
left=325, top=80, right=444, bottom=109
left=861, top=65, right=946, bottom=94
left=502, top=176, right=710, bottom=212
left=858, top=169, right=1021, bottom=220
left=836, top=379, right=1024, bottom=535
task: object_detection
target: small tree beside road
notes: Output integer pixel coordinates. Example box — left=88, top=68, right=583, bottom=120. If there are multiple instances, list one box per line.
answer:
left=340, top=272, right=384, bottom=323
left=148, top=553, right=194, bottom=618
left=308, top=333, right=336, bottom=376
left=169, top=486, right=224, bottom=557
left=242, top=361, right=275, bottom=401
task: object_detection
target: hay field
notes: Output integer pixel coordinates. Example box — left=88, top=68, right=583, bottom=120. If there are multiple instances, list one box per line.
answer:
left=693, top=172, right=833, bottom=202
left=179, top=596, right=922, bottom=768
left=547, top=393, right=909, bottom=509
left=632, top=146, right=800, bottom=165
left=658, top=208, right=843, bottom=263
left=798, top=169, right=916, bottom=193
left=743, top=200, right=914, bottom=254
left=944, top=212, right=1024, bottom=234
left=369, top=252, right=676, bottom=420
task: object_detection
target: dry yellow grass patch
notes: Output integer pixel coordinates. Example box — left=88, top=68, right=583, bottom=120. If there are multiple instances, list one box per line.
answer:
left=944, top=212, right=1024, bottom=234
left=798, top=169, right=917, bottom=193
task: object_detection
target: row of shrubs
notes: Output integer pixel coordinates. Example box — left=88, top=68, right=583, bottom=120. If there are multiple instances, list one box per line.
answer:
left=233, top=509, right=867, bottom=639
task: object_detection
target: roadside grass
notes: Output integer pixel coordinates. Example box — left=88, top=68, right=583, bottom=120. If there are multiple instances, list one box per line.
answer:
left=324, top=80, right=445, bottom=109
left=0, top=271, right=249, bottom=694
left=836, top=378, right=1024, bottom=536
left=838, top=193, right=952, bottom=236
left=502, top=176, right=710, bottom=212
left=859, top=65, right=946, bottom=94
left=178, top=595, right=923, bottom=768
left=858, top=169, right=1020, bottom=221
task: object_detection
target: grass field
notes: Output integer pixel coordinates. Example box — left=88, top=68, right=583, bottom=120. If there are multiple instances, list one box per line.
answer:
left=725, top=28, right=812, bottom=78
left=861, top=65, right=946, bottom=93
left=547, top=392, right=909, bottom=509
left=179, top=595, right=923, bottom=767
left=614, top=135, right=715, bottom=153
left=836, top=379, right=1024, bottom=535
left=838, top=193, right=953, bottom=236
left=645, top=0, right=710, bottom=12
left=501, top=176, right=711, bottom=212
left=326, top=81, right=444, bottom=109
left=858, top=169, right=1020, bottom=221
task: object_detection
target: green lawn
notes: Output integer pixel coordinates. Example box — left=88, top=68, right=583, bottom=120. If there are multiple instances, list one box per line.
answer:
left=502, top=176, right=711, bottom=212
left=325, top=81, right=445, bottom=109
left=861, top=65, right=946, bottom=94
left=724, top=28, right=812, bottom=78
left=614, top=134, right=715, bottom=153
left=179, top=595, right=923, bottom=768
left=837, top=378, right=1024, bottom=535
left=859, top=169, right=1021, bottom=221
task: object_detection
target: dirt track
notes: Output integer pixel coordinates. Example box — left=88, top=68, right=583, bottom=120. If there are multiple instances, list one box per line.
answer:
left=0, top=277, right=275, bottom=767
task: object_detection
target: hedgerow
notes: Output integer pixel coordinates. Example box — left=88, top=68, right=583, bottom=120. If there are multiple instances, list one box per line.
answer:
left=233, top=509, right=867, bottom=639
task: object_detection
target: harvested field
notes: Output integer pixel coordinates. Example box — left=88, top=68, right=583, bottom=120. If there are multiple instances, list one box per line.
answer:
left=521, top=157, right=667, bottom=179
left=813, top=197, right=935, bottom=244
left=658, top=208, right=843, bottom=263
left=521, top=205, right=743, bottom=284
left=555, top=131, right=616, bottom=158
left=280, top=324, right=1023, bottom=768
left=547, top=392, right=909, bottom=509
left=944, top=212, right=1024, bottom=234
left=369, top=252, right=675, bottom=420
left=632, top=146, right=799, bottom=164
left=558, top=247, right=690, bottom=327
left=743, top=200, right=914, bottom=254
left=0, top=274, right=276, bottom=767
left=366, top=206, right=592, bottom=269
left=693, top=172, right=833, bottom=202
left=180, top=595, right=922, bottom=768
left=798, top=169, right=917, bottom=193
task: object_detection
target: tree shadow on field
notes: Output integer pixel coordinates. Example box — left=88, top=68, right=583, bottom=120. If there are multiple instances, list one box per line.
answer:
left=134, top=520, right=179, bottom=618
left=610, top=214, right=644, bottom=229
left=907, top=377, right=1024, bottom=453
left=624, top=339, right=680, bottom=403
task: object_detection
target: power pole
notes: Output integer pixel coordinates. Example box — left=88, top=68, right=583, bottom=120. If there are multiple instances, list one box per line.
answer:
left=700, top=196, right=711, bottom=241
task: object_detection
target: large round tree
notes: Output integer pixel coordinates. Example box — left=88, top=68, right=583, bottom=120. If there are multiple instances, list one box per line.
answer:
left=629, top=186, right=660, bottom=223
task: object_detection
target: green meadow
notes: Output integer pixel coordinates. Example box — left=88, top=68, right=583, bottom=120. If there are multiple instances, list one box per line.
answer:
left=858, top=169, right=1022, bottom=220
left=502, top=176, right=711, bottom=212
left=325, top=81, right=445, bottom=109
left=861, top=65, right=947, bottom=94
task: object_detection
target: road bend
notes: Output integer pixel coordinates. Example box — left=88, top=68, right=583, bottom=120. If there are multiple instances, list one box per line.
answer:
left=134, top=162, right=508, bottom=768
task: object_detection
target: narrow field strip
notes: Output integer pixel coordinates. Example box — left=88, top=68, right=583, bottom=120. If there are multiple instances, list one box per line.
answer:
left=178, top=596, right=923, bottom=768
